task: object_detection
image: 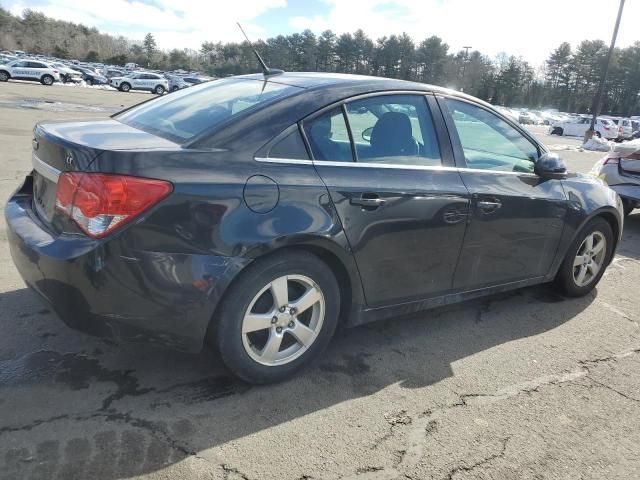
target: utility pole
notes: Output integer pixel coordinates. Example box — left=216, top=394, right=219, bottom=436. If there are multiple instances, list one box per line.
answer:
left=586, top=0, right=625, bottom=141
left=460, top=46, right=472, bottom=92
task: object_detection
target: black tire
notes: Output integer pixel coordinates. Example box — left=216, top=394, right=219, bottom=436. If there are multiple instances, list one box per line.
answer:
left=555, top=217, right=614, bottom=297
left=154, top=85, right=165, bottom=95
left=551, top=127, right=563, bottom=136
left=41, top=74, right=54, bottom=86
left=170, top=85, right=178, bottom=92
left=595, top=131, right=602, bottom=138
left=622, top=199, right=635, bottom=216
left=215, top=250, right=340, bottom=384
left=86, top=78, right=93, bottom=86
left=119, top=82, right=131, bottom=92
left=0, top=70, right=9, bottom=82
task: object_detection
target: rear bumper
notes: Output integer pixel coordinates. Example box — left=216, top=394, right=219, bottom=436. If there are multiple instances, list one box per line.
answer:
left=5, top=180, right=249, bottom=352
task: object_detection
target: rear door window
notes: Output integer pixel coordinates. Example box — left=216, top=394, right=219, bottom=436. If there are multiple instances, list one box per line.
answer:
left=344, top=94, right=441, bottom=166
left=303, top=107, right=354, bottom=162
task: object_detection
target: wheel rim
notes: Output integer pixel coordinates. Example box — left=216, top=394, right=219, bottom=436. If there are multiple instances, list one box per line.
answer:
left=241, top=274, right=325, bottom=367
left=0, top=72, right=7, bottom=81
left=122, top=84, right=129, bottom=91
left=44, top=76, right=52, bottom=85
left=573, top=231, right=607, bottom=287
left=157, top=86, right=164, bottom=94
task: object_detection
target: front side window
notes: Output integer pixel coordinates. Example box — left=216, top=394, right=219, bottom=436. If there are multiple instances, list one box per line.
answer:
left=445, top=98, right=538, bottom=174
left=303, top=107, right=353, bottom=162
left=344, top=94, right=441, bottom=166
left=116, top=78, right=301, bottom=143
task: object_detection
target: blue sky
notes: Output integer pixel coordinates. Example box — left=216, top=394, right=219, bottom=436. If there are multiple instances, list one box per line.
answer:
left=4, top=0, right=638, bottom=65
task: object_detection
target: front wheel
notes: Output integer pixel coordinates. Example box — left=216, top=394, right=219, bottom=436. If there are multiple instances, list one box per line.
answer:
left=555, top=217, right=613, bottom=297
left=0, top=71, right=9, bottom=82
left=154, top=85, right=165, bottom=95
left=551, top=127, right=563, bottom=136
left=41, top=75, right=54, bottom=85
left=86, top=78, right=93, bottom=86
left=119, top=82, right=131, bottom=92
left=215, top=251, right=340, bottom=384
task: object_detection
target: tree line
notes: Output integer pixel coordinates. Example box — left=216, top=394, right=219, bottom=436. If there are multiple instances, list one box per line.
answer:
left=1, top=7, right=639, bottom=116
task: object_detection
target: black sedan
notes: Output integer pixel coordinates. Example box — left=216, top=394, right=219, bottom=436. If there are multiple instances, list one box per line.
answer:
left=6, top=73, right=624, bottom=383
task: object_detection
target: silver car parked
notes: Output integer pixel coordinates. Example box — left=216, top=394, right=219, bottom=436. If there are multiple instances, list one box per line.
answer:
left=591, top=140, right=640, bottom=215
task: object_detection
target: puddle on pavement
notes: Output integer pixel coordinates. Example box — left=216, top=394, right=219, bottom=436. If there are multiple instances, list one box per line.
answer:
left=0, top=98, right=116, bottom=113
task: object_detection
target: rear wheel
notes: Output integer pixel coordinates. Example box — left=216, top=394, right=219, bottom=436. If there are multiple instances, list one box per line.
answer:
left=41, top=75, right=54, bottom=86
left=86, top=78, right=93, bottom=86
left=119, top=82, right=131, bottom=92
left=154, top=85, right=165, bottom=95
left=552, top=127, right=563, bottom=136
left=555, top=217, right=613, bottom=297
left=595, top=131, right=602, bottom=138
left=0, top=71, right=9, bottom=82
left=215, top=251, right=340, bottom=384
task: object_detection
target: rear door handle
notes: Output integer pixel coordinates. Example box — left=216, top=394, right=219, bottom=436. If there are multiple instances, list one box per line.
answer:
left=350, top=194, right=386, bottom=209
left=476, top=199, right=502, bottom=213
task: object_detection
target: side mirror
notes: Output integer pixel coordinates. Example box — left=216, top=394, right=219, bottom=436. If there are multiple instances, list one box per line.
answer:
left=362, top=126, right=373, bottom=142
left=535, top=152, right=567, bottom=179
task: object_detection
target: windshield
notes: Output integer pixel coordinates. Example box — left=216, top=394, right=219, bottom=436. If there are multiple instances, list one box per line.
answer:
left=115, top=78, right=301, bottom=143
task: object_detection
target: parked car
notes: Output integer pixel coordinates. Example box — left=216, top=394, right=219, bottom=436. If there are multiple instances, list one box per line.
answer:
left=103, top=68, right=125, bottom=79
left=109, top=71, right=168, bottom=94
left=0, top=59, right=60, bottom=85
left=0, top=54, right=17, bottom=64
left=591, top=139, right=640, bottom=215
left=6, top=73, right=623, bottom=383
left=617, top=118, right=636, bottom=141
left=182, top=76, right=210, bottom=85
left=519, top=111, right=543, bottom=125
left=165, top=74, right=190, bottom=92
left=495, top=106, right=519, bottom=122
left=549, top=116, right=618, bottom=140
left=51, top=62, right=83, bottom=83
left=70, top=66, right=108, bottom=86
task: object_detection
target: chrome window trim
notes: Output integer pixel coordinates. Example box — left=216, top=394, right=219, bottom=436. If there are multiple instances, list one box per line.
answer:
left=255, top=157, right=314, bottom=165
left=32, top=152, right=61, bottom=182
left=254, top=156, right=538, bottom=177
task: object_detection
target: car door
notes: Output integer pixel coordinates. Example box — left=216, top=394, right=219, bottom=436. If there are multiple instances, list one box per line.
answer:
left=27, top=61, right=45, bottom=80
left=129, top=73, right=143, bottom=89
left=11, top=60, right=29, bottom=79
left=303, top=93, right=470, bottom=307
left=438, top=96, right=567, bottom=290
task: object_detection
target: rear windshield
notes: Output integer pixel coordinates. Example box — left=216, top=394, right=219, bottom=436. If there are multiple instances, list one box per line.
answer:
left=115, top=78, right=301, bottom=143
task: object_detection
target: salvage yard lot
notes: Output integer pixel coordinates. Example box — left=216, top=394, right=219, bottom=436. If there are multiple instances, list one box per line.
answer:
left=0, top=82, right=639, bottom=480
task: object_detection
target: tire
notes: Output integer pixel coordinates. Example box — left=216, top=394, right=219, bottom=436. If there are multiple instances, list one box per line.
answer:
left=41, top=75, right=54, bottom=86
left=0, top=70, right=9, bottom=82
left=215, top=250, right=340, bottom=384
left=86, top=78, right=93, bottom=86
left=551, top=127, right=563, bottom=136
left=170, top=86, right=178, bottom=92
left=555, top=217, right=614, bottom=297
left=595, top=131, right=602, bottom=138
left=119, top=82, right=131, bottom=92
left=154, top=85, right=165, bottom=95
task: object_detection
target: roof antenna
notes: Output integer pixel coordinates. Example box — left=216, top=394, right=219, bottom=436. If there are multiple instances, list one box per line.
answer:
left=237, top=22, right=284, bottom=77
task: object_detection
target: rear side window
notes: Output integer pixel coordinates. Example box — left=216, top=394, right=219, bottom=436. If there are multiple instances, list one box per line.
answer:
left=268, top=129, right=310, bottom=160
left=303, top=107, right=354, bottom=162
left=116, top=78, right=301, bottom=143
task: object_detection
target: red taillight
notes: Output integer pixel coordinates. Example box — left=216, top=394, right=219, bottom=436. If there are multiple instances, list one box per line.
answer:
left=55, top=173, right=172, bottom=238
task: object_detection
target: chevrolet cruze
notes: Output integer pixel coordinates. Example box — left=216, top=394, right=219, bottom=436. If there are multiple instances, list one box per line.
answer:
left=6, top=73, right=624, bottom=383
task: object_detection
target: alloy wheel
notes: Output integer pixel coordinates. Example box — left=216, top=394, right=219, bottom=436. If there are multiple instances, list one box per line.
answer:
left=573, top=231, right=606, bottom=287
left=241, top=274, right=325, bottom=366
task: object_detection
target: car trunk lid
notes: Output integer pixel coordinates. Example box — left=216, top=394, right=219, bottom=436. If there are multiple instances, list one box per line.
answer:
left=31, top=118, right=178, bottom=230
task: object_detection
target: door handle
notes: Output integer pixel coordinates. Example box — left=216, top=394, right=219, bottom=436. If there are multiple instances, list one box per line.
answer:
left=350, top=194, right=386, bottom=210
left=476, top=199, right=501, bottom=213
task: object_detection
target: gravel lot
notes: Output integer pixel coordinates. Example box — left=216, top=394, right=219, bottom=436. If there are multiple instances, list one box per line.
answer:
left=0, top=82, right=639, bottom=480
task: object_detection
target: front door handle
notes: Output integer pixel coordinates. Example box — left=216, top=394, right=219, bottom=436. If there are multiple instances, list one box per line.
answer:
left=350, top=194, right=386, bottom=210
left=476, top=199, right=501, bottom=213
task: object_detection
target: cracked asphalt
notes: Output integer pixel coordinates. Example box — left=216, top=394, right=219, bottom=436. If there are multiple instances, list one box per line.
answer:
left=1, top=82, right=639, bottom=480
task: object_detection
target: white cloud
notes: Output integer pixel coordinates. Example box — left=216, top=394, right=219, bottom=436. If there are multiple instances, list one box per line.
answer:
left=290, top=0, right=639, bottom=66
left=8, top=0, right=287, bottom=48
